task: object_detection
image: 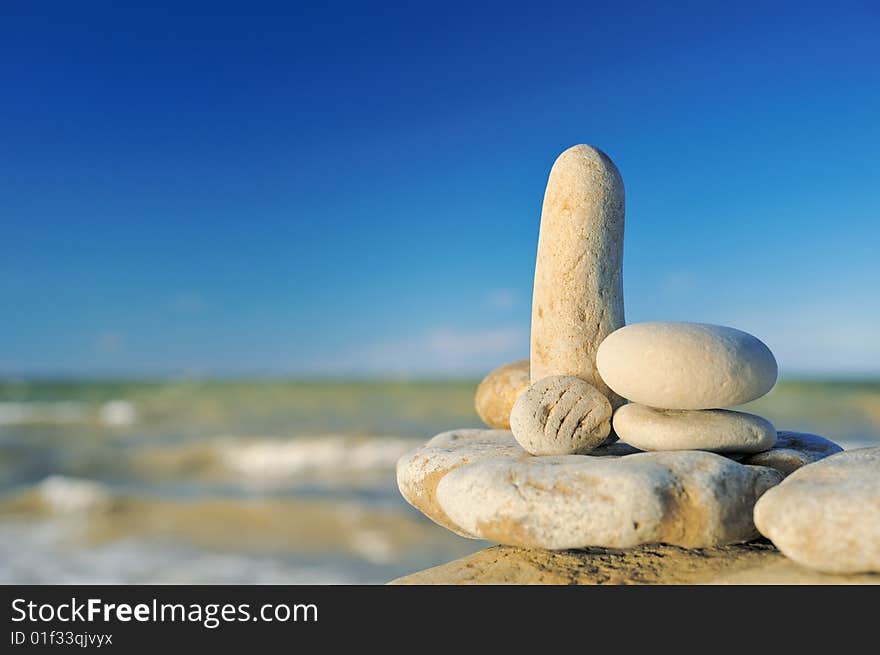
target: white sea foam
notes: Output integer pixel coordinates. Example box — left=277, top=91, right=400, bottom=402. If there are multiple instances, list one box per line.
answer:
left=99, top=400, right=137, bottom=427
left=0, top=399, right=136, bottom=427
left=217, top=435, right=415, bottom=478
left=347, top=528, right=396, bottom=564
left=37, top=476, right=113, bottom=513
left=0, top=401, right=88, bottom=425
left=0, top=520, right=369, bottom=584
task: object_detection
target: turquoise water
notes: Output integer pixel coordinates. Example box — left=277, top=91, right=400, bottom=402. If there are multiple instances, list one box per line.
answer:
left=1, top=379, right=878, bottom=583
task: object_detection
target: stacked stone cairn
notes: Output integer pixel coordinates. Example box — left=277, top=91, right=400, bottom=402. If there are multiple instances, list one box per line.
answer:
left=397, top=145, right=879, bottom=575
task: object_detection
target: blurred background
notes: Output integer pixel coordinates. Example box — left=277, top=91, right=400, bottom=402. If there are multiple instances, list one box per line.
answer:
left=1, top=2, right=878, bottom=583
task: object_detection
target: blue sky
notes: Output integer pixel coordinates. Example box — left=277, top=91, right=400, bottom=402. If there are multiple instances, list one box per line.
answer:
left=2, top=1, right=878, bottom=378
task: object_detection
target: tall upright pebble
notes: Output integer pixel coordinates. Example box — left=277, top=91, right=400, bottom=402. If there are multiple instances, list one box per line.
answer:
left=530, top=145, right=625, bottom=408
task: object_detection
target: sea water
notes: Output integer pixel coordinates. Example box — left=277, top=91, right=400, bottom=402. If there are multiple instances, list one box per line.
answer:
left=0, top=379, right=878, bottom=583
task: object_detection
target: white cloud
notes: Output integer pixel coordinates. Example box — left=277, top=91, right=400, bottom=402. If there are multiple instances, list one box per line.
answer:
left=305, top=324, right=529, bottom=377
left=659, top=271, right=698, bottom=297
left=426, top=326, right=523, bottom=357
left=712, top=301, right=880, bottom=376
left=94, top=331, right=124, bottom=354
left=762, top=322, right=880, bottom=376
left=484, top=289, right=519, bottom=310
left=171, top=292, right=206, bottom=314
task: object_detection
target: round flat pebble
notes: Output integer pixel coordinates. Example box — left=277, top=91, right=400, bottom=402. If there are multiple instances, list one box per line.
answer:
left=613, top=403, right=777, bottom=453
left=510, top=375, right=612, bottom=455
left=754, top=448, right=880, bottom=574
left=596, top=322, right=778, bottom=409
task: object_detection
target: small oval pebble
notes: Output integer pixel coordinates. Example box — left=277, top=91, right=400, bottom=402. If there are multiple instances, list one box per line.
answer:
left=596, top=322, right=778, bottom=409
left=510, top=375, right=612, bottom=455
left=613, top=403, right=777, bottom=453
left=474, top=359, right=530, bottom=429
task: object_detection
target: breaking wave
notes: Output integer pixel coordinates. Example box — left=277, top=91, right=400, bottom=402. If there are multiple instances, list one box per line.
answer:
left=216, top=435, right=415, bottom=478
left=0, top=400, right=136, bottom=427
left=36, top=475, right=114, bottom=513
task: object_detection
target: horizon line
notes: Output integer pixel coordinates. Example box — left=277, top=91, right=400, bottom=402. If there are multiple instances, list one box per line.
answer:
left=2, top=373, right=879, bottom=386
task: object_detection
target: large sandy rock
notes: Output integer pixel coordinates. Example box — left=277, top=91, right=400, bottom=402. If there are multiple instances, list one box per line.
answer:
left=510, top=375, right=612, bottom=455
left=389, top=543, right=880, bottom=585
left=613, top=404, right=776, bottom=453
left=396, top=429, right=526, bottom=537
left=474, top=359, right=530, bottom=429
left=396, top=430, right=635, bottom=536
left=530, top=145, right=625, bottom=408
left=754, top=447, right=880, bottom=574
left=397, top=429, right=782, bottom=550
left=437, top=451, right=782, bottom=549
left=596, top=322, right=777, bottom=409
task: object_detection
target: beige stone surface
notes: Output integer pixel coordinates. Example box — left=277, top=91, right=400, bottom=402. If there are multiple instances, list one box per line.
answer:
left=389, top=543, right=880, bottom=585
left=754, top=447, right=880, bottom=574
left=474, top=359, right=530, bottom=429
left=396, top=429, right=637, bottom=538
left=613, top=403, right=777, bottom=453
left=510, top=375, right=612, bottom=455
left=530, top=145, right=625, bottom=408
left=396, top=429, right=526, bottom=537
left=397, top=430, right=789, bottom=550
left=740, top=431, right=842, bottom=475
left=596, top=322, right=777, bottom=409
left=436, top=450, right=782, bottom=549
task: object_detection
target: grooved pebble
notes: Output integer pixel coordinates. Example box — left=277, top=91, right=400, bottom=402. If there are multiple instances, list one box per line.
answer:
left=437, top=451, right=782, bottom=549
left=596, top=322, right=778, bottom=409
left=510, top=375, right=612, bottom=455
left=530, top=145, right=625, bottom=407
left=474, top=360, right=530, bottom=429
left=754, top=448, right=880, bottom=574
left=613, top=403, right=777, bottom=453
left=740, top=431, right=843, bottom=475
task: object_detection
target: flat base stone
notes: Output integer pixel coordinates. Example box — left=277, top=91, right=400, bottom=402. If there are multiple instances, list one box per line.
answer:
left=398, top=429, right=787, bottom=550
left=398, top=428, right=845, bottom=551
left=389, top=543, right=880, bottom=585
